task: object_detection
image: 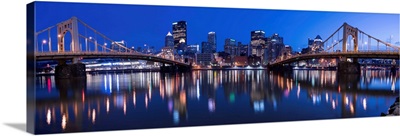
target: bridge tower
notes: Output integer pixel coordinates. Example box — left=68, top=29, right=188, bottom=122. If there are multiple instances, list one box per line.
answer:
left=342, top=23, right=359, bottom=52
left=57, top=17, right=80, bottom=53
left=55, top=17, right=85, bottom=79
left=336, top=23, right=361, bottom=74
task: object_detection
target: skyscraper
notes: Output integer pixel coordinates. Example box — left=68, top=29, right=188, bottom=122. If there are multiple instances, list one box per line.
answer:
left=312, top=35, right=323, bottom=53
left=303, top=35, right=323, bottom=54
left=250, top=30, right=266, bottom=57
left=238, top=42, right=248, bottom=56
left=201, top=41, right=212, bottom=53
left=265, top=33, right=284, bottom=64
left=187, top=44, right=200, bottom=54
left=165, top=32, right=174, bottom=47
left=208, top=32, right=217, bottom=53
left=172, top=21, right=187, bottom=51
left=224, top=38, right=236, bottom=55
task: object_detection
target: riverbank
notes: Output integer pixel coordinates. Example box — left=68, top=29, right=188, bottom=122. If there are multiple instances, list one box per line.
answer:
left=381, top=97, right=399, bottom=116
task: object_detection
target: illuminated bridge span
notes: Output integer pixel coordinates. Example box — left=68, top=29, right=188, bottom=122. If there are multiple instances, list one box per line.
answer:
left=36, top=52, right=188, bottom=66
left=35, top=17, right=190, bottom=78
left=270, top=23, right=400, bottom=73
left=273, top=51, right=399, bottom=65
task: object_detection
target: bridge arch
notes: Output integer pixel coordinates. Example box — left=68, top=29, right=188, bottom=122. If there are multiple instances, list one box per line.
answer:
left=342, top=23, right=359, bottom=52
left=57, top=17, right=80, bottom=53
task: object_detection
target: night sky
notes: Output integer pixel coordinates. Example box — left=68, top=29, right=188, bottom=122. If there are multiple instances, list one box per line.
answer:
left=35, top=1, right=399, bottom=52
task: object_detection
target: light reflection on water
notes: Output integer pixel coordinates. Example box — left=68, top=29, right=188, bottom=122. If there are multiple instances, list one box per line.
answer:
left=34, top=70, right=399, bottom=134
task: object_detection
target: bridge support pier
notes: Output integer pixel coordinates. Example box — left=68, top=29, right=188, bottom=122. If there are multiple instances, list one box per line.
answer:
left=160, top=65, right=177, bottom=73
left=267, top=64, right=293, bottom=73
left=55, top=59, right=86, bottom=79
left=337, top=61, right=360, bottom=74
left=160, top=64, right=191, bottom=73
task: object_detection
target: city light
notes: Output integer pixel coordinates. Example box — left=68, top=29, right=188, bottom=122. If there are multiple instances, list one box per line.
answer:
left=61, top=114, right=67, bottom=130
left=41, top=40, right=47, bottom=52
left=325, top=93, right=328, bottom=103
left=46, top=109, right=51, bottom=125
left=133, top=91, right=136, bottom=107
left=106, top=98, right=110, bottom=113
left=92, top=109, right=96, bottom=124
left=363, top=98, right=367, bottom=110
left=123, top=98, right=126, bottom=115
left=332, top=100, right=336, bottom=109
left=208, top=98, right=215, bottom=112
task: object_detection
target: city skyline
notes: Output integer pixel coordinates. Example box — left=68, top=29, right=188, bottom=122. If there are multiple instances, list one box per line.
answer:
left=35, top=2, right=399, bottom=52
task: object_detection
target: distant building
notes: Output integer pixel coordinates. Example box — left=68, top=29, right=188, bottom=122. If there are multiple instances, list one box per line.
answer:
left=265, top=33, right=284, bottom=64
left=301, top=47, right=311, bottom=54
left=222, top=55, right=233, bottom=66
left=186, top=44, right=200, bottom=59
left=172, top=21, right=187, bottom=51
left=213, top=52, right=232, bottom=66
left=161, top=46, right=175, bottom=60
left=149, top=46, right=155, bottom=54
left=165, top=32, right=174, bottom=47
left=186, top=44, right=200, bottom=54
left=250, top=30, right=266, bottom=57
left=303, top=35, right=323, bottom=54
left=208, top=32, right=217, bottom=53
left=248, top=55, right=262, bottom=67
left=308, top=38, right=314, bottom=47
left=278, top=45, right=292, bottom=60
left=136, top=46, right=142, bottom=53
left=201, top=41, right=213, bottom=53
left=197, top=53, right=213, bottom=66
left=238, top=42, right=249, bottom=56
left=309, top=35, right=323, bottom=53
left=176, top=42, right=186, bottom=55
left=224, top=38, right=236, bottom=55
left=233, top=56, right=248, bottom=67
left=217, top=52, right=233, bottom=66
left=141, top=44, right=154, bottom=54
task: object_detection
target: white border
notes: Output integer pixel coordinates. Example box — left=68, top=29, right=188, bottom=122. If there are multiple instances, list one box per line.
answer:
left=0, top=0, right=399, bottom=136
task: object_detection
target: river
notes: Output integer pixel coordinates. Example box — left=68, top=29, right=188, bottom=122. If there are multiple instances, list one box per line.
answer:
left=34, top=70, right=399, bottom=134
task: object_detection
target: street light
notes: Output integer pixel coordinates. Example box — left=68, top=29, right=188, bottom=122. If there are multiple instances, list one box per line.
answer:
left=364, top=41, right=368, bottom=51
left=103, top=43, right=107, bottom=52
left=41, top=40, right=47, bottom=52
left=89, top=36, right=98, bottom=52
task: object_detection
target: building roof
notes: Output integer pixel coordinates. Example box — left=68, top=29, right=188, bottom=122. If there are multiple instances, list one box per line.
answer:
left=315, top=35, right=322, bottom=40
left=166, top=31, right=172, bottom=36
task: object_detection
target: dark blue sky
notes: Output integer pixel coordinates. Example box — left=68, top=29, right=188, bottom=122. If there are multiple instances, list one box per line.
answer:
left=35, top=1, right=399, bottom=52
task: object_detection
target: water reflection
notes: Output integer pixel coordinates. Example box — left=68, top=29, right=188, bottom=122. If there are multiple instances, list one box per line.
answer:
left=46, top=109, right=51, bottom=125
left=35, top=70, right=399, bottom=134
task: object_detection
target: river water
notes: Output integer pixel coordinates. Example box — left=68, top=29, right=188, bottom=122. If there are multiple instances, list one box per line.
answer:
left=34, top=70, right=399, bottom=134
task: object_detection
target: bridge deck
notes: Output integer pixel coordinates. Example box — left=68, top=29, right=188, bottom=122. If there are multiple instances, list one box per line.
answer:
left=35, top=52, right=190, bottom=66
left=272, top=51, right=399, bottom=66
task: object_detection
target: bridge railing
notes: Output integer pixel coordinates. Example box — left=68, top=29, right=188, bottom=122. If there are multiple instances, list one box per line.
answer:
left=273, top=50, right=400, bottom=64
left=35, top=51, right=190, bottom=65
left=324, top=50, right=400, bottom=53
